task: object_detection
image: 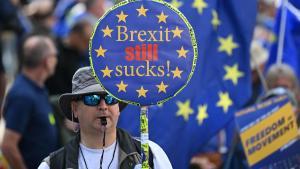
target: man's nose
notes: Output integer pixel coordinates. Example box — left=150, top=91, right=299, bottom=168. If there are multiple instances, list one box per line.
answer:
left=97, top=98, right=108, bottom=110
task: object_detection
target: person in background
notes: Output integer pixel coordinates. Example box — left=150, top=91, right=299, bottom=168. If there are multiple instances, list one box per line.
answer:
left=0, top=0, right=29, bottom=117
left=265, top=63, right=300, bottom=125
left=265, top=63, right=299, bottom=98
left=24, top=0, right=55, bottom=36
left=39, top=66, right=173, bottom=169
left=1, top=35, right=59, bottom=169
left=73, top=0, right=106, bottom=26
left=46, top=20, right=93, bottom=95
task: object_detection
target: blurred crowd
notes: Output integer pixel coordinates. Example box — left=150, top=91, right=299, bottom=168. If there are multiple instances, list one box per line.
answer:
left=0, top=0, right=299, bottom=169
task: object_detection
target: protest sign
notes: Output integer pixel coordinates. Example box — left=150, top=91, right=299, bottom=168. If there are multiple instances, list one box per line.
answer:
left=90, top=0, right=197, bottom=106
left=236, top=95, right=300, bottom=168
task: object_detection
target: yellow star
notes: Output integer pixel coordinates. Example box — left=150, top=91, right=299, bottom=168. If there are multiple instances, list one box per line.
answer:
left=101, top=66, right=113, bottom=78
left=176, top=100, right=194, bottom=121
left=170, top=0, right=183, bottom=9
left=116, top=11, right=128, bottom=23
left=156, top=11, right=168, bottom=23
left=171, top=67, right=183, bottom=79
left=197, top=104, right=208, bottom=125
left=136, top=5, right=148, bottom=17
left=192, top=0, right=208, bottom=14
left=171, top=26, right=183, bottom=38
left=224, top=64, right=244, bottom=85
left=95, top=45, right=107, bottom=57
left=136, top=86, right=148, bottom=98
left=116, top=81, right=128, bottom=92
left=176, top=46, right=189, bottom=58
left=211, top=10, right=221, bottom=29
left=216, top=92, right=233, bottom=113
left=101, top=25, right=113, bottom=37
left=156, top=81, right=168, bottom=93
left=218, top=35, right=239, bottom=56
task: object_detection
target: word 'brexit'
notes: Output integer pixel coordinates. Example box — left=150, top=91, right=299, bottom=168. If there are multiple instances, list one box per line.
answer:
left=117, top=26, right=171, bottom=42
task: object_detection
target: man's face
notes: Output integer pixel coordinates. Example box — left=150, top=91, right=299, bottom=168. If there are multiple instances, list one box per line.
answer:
left=72, top=94, right=120, bottom=133
left=45, top=40, right=58, bottom=76
left=273, top=76, right=295, bottom=91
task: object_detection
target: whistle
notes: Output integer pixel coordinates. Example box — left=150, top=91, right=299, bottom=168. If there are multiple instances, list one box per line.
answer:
left=100, top=117, right=107, bottom=126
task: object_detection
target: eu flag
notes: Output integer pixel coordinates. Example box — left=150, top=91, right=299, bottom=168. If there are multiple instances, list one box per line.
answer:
left=267, top=0, right=300, bottom=78
left=118, top=0, right=256, bottom=168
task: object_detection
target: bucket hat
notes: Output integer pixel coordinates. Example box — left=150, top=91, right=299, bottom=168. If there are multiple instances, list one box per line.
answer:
left=59, top=66, right=127, bottom=122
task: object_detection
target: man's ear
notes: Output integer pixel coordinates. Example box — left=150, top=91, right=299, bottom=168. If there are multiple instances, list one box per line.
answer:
left=40, top=57, right=48, bottom=69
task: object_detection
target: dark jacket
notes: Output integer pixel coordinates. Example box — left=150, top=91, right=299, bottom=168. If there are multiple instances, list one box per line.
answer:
left=44, top=128, right=153, bottom=169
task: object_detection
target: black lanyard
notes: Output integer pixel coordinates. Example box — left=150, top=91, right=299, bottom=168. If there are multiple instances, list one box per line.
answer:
left=79, top=141, right=118, bottom=169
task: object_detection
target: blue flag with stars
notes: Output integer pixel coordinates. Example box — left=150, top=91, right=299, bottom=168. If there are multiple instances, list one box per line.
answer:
left=118, top=0, right=257, bottom=168
left=267, top=0, right=300, bottom=78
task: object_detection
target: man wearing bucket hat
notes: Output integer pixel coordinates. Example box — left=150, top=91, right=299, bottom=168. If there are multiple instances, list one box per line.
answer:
left=38, top=66, right=172, bottom=169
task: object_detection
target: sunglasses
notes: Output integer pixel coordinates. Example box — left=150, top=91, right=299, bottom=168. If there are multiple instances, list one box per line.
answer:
left=75, top=94, right=118, bottom=106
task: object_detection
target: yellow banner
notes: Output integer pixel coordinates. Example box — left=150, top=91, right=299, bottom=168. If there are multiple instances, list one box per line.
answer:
left=240, top=102, right=298, bottom=166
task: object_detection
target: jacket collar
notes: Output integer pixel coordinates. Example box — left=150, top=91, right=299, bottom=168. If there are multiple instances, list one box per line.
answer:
left=64, top=128, right=141, bottom=168
left=65, top=133, right=80, bottom=168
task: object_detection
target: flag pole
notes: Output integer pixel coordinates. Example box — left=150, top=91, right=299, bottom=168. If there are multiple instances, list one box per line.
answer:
left=253, top=60, right=269, bottom=92
left=276, top=0, right=288, bottom=65
left=140, top=106, right=149, bottom=169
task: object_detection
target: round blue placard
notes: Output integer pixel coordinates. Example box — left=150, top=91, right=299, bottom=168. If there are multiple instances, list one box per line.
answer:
left=90, top=0, right=197, bottom=106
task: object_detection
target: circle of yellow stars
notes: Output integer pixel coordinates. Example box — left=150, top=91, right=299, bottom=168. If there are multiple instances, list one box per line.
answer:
left=94, top=4, right=192, bottom=99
